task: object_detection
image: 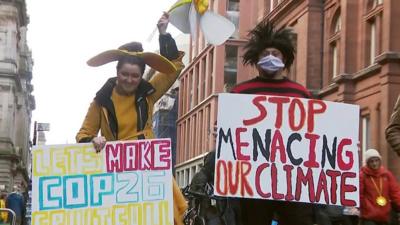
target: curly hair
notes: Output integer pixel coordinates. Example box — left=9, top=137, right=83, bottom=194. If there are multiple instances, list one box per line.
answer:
left=242, top=20, right=295, bottom=69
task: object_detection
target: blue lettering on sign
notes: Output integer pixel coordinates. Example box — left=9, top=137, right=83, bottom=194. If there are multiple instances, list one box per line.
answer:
left=39, top=176, right=62, bottom=210
left=63, top=175, right=88, bottom=209
left=116, top=172, right=140, bottom=204
left=142, top=171, right=165, bottom=201
left=90, top=173, right=114, bottom=206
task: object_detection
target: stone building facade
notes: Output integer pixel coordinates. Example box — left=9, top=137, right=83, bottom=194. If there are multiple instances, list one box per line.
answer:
left=0, top=0, right=34, bottom=193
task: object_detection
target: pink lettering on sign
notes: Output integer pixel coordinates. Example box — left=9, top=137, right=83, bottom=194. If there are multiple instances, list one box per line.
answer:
left=105, top=139, right=171, bottom=173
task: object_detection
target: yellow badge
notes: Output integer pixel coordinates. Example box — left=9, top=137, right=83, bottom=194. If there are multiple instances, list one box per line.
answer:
left=376, top=196, right=387, bottom=206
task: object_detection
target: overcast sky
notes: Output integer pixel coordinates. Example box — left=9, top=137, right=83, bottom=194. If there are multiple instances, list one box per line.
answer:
left=26, top=0, right=181, bottom=144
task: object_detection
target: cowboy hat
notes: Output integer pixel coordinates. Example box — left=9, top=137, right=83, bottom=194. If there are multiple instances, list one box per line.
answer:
left=87, top=49, right=177, bottom=74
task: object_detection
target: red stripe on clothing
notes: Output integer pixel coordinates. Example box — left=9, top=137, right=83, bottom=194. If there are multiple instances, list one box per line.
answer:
left=232, top=80, right=308, bottom=94
left=249, top=92, right=306, bottom=98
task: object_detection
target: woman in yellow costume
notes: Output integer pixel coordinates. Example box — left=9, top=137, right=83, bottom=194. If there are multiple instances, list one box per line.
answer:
left=76, top=12, right=187, bottom=225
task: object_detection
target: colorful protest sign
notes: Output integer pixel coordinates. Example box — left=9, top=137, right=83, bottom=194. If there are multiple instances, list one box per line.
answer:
left=31, top=139, right=173, bottom=225
left=214, top=93, right=360, bottom=206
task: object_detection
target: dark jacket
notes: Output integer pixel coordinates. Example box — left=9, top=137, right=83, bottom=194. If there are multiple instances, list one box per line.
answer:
left=6, top=192, right=25, bottom=219
left=190, top=151, right=243, bottom=225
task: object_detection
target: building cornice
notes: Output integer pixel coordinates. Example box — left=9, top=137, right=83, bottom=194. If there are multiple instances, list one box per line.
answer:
left=376, top=52, right=400, bottom=65
left=318, top=63, right=382, bottom=98
left=352, top=64, right=381, bottom=82
left=318, top=83, right=339, bottom=98
left=0, top=0, right=29, bottom=26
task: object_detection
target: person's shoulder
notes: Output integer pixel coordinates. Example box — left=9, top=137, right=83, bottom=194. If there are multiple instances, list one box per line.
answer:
left=233, top=77, right=260, bottom=87
left=381, top=167, right=396, bottom=178
left=230, top=77, right=260, bottom=93
left=284, top=78, right=312, bottom=98
left=6, top=193, right=14, bottom=200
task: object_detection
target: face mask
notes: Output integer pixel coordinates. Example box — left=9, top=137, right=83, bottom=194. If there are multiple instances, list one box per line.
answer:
left=257, top=55, right=285, bottom=72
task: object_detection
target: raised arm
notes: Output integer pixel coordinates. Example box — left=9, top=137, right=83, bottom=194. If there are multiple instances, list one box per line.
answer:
left=148, top=12, right=185, bottom=102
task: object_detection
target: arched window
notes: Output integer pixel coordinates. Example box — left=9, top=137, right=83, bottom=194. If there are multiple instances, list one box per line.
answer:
left=329, top=10, right=341, bottom=78
left=372, top=0, right=383, bottom=8
left=270, top=0, right=284, bottom=12
left=333, top=15, right=341, bottom=33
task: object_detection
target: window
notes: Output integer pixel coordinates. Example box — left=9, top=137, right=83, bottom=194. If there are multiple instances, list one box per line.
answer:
left=199, top=110, right=204, bottom=151
left=224, top=45, right=238, bottom=92
left=189, top=71, right=194, bottom=109
left=0, top=31, right=7, bottom=60
left=361, top=116, right=370, bottom=156
left=332, top=44, right=339, bottom=77
left=334, top=15, right=341, bottom=33
left=175, top=158, right=205, bottom=187
left=185, top=119, right=190, bottom=159
left=270, top=0, right=274, bottom=11
left=226, top=0, right=239, bottom=39
left=329, top=11, right=341, bottom=79
left=0, top=105, right=2, bottom=134
left=365, top=0, right=382, bottom=67
left=185, top=168, right=190, bottom=187
left=181, top=77, right=186, bottom=113
left=193, top=114, right=197, bottom=156
left=201, top=58, right=206, bottom=101
left=208, top=50, right=214, bottom=95
left=270, top=0, right=283, bottom=11
left=206, top=105, right=211, bottom=144
left=372, top=0, right=383, bottom=8
left=369, top=20, right=376, bottom=65
left=194, top=64, right=199, bottom=105
left=190, top=166, right=196, bottom=182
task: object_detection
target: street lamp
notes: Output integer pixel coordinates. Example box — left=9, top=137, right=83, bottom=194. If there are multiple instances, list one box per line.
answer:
left=32, top=121, right=50, bottom=146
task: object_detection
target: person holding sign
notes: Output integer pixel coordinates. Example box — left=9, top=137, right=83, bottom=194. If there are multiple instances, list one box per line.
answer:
left=76, top=12, right=187, bottom=225
left=229, top=20, right=313, bottom=225
left=360, top=149, right=400, bottom=225
left=386, top=95, right=400, bottom=156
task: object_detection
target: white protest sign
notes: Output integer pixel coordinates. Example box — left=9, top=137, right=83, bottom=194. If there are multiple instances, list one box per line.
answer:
left=214, top=93, right=360, bottom=206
